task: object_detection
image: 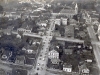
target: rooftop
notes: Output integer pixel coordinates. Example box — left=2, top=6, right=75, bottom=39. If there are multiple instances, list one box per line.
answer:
left=60, top=8, right=75, bottom=14
left=12, top=69, right=27, bottom=75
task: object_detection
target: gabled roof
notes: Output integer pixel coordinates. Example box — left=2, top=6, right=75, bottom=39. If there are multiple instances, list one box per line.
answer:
left=64, top=49, right=73, bottom=54
left=16, top=55, right=25, bottom=61
left=50, top=58, right=60, bottom=64
left=49, top=49, right=59, bottom=54
left=20, top=22, right=33, bottom=30
left=60, top=8, right=75, bottom=14
left=63, top=63, right=72, bottom=68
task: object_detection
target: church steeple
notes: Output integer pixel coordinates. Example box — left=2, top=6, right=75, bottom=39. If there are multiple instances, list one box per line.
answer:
left=75, top=3, right=78, bottom=14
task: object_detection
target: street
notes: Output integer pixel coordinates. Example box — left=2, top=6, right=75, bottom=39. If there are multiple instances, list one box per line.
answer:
left=33, top=16, right=55, bottom=75
left=87, top=26, right=100, bottom=75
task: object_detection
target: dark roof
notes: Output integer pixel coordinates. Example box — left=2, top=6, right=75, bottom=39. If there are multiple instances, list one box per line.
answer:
left=20, top=21, right=33, bottom=30
left=25, top=54, right=36, bottom=59
left=65, top=25, right=74, bottom=37
left=25, top=57, right=35, bottom=65
left=60, top=8, right=75, bottom=14
left=64, top=49, right=73, bottom=54
left=15, top=55, right=25, bottom=61
left=47, top=59, right=60, bottom=69
left=12, top=69, right=27, bottom=75
left=25, top=54, right=36, bottom=65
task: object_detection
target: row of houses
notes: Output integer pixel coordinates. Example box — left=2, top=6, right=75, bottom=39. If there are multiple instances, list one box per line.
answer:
left=47, top=48, right=92, bottom=75
left=47, top=38, right=93, bottom=74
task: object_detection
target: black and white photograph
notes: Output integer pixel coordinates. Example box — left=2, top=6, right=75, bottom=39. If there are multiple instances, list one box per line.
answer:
left=0, top=0, right=99, bottom=75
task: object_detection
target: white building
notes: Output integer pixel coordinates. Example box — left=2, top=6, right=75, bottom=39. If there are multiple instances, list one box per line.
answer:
left=61, top=18, right=67, bottom=25
left=82, top=68, right=90, bottom=74
left=48, top=49, right=59, bottom=59
left=55, top=19, right=61, bottom=25
left=17, top=24, right=33, bottom=33
left=37, top=21, right=47, bottom=27
left=63, top=63, right=72, bottom=73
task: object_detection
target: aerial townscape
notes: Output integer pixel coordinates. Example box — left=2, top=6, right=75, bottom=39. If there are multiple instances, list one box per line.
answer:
left=0, top=0, right=100, bottom=75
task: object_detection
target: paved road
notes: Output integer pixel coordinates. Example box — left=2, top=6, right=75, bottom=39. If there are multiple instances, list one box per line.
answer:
left=33, top=17, right=55, bottom=75
left=23, top=33, right=42, bottom=38
left=56, top=37, right=84, bottom=43
left=87, top=26, right=100, bottom=75
left=87, top=26, right=98, bottom=41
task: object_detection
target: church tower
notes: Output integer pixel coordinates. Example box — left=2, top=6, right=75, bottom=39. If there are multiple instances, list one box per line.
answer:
left=75, top=3, right=78, bottom=14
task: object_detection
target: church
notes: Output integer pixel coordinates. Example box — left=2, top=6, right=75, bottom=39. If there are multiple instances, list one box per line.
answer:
left=58, top=3, right=78, bottom=18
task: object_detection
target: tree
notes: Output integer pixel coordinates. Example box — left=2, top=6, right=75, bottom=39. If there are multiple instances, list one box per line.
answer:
left=73, top=15, right=78, bottom=21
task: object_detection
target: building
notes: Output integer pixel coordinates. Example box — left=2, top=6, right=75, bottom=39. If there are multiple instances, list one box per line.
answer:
left=79, top=64, right=90, bottom=75
left=18, top=0, right=31, bottom=3
left=5, top=12, right=21, bottom=20
left=65, top=25, right=74, bottom=38
left=70, top=19, right=77, bottom=25
left=61, top=18, right=68, bottom=25
left=47, top=59, right=60, bottom=69
left=64, top=49, right=73, bottom=55
left=22, top=44, right=38, bottom=54
left=50, top=58, right=60, bottom=65
left=37, top=21, right=48, bottom=27
left=55, top=19, right=61, bottom=25
left=25, top=54, right=36, bottom=65
left=63, top=63, right=72, bottom=73
left=15, top=55, right=25, bottom=65
left=17, top=22, right=33, bottom=33
left=48, top=49, right=59, bottom=59
left=59, top=3, right=78, bottom=18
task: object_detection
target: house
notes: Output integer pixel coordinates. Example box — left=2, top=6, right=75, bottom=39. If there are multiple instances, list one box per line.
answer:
left=48, top=49, right=59, bottom=59
left=37, top=21, right=47, bottom=27
left=17, top=21, right=33, bottom=33
left=25, top=54, right=36, bottom=65
left=61, top=18, right=68, bottom=25
left=47, top=59, right=60, bottom=69
left=81, top=68, right=90, bottom=75
left=63, top=63, right=72, bottom=73
left=78, top=64, right=90, bottom=75
left=22, top=44, right=38, bottom=54
left=55, top=19, right=61, bottom=25
left=15, top=55, right=25, bottom=65
left=70, top=19, right=77, bottom=25
left=27, top=45, right=38, bottom=54
left=50, top=58, right=60, bottom=65
left=64, top=49, right=73, bottom=55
